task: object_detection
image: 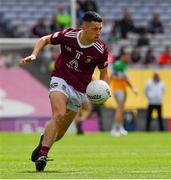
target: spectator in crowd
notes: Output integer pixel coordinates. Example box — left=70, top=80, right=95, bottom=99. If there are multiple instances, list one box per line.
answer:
left=55, top=5, right=71, bottom=30
left=32, top=17, right=48, bottom=37
left=137, top=28, right=150, bottom=47
left=147, top=13, right=164, bottom=34
left=144, top=71, right=165, bottom=131
left=110, top=49, right=138, bottom=136
left=113, top=10, right=136, bottom=39
left=101, top=19, right=113, bottom=42
left=49, top=15, right=60, bottom=33
left=143, top=48, right=156, bottom=65
left=107, top=30, right=120, bottom=46
left=158, top=46, right=171, bottom=65
left=76, top=0, right=84, bottom=27
left=11, top=25, right=21, bottom=37
left=109, top=20, right=121, bottom=43
left=79, top=0, right=99, bottom=13
left=130, top=46, right=142, bottom=64
left=114, top=46, right=125, bottom=61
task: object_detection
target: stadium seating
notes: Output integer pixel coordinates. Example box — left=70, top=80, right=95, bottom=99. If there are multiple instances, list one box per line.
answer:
left=0, top=0, right=69, bottom=36
left=0, top=0, right=171, bottom=31
left=1, top=0, right=171, bottom=56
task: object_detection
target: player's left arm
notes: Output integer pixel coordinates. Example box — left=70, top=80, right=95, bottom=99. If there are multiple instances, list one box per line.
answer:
left=125, top=77, right=138, bottom=95
left=98, top=45, right=110, bottom=84
left=99, top=67, right=110, bottom=84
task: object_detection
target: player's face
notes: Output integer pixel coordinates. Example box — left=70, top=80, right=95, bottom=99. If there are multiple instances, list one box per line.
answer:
left=123, top=53, right=130, bottom=63
left=83, top=21, right=102, bottom=42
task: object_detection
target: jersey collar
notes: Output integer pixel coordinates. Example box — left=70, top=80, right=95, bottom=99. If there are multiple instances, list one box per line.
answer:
left=77, top=30, right=95, bottom=48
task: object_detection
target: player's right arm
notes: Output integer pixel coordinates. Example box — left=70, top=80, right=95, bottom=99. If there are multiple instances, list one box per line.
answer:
left=19, top=34, right=52, bottom=65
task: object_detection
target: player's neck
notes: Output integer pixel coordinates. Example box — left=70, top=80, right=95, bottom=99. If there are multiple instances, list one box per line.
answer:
left=79, top=31, right=95, bottom=45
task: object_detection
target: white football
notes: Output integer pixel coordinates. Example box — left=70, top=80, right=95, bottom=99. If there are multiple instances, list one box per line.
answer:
left=86, top=80, right=111, bottom=104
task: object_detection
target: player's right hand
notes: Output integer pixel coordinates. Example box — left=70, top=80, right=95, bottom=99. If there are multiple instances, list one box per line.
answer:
left=19, top=54, right=36, bottom=65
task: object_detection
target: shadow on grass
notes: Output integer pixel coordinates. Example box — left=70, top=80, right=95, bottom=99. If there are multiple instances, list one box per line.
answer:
left=19, top=170, right=82, bottom=174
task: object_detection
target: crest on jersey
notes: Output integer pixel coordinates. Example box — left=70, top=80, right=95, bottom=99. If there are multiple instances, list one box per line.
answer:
left=85, top=56, right=93, bottom=63
left=69, top=59, right=78, bottom=69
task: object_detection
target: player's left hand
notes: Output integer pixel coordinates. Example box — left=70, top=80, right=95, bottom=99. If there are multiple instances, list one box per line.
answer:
left=132, top=87, right=138, bottom=95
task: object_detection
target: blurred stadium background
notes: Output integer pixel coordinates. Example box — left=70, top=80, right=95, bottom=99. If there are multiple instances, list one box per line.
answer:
left=0, top=0, right=171, bottom=133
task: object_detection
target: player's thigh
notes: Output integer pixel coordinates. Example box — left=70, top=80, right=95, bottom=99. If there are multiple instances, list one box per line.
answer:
left=49, top=91, right=68, bottom=116
left=114, top=91, right=126, bottom=105
left=114, top=91, right=126, bottom=111
left=50, top=92, right=77, bottom=133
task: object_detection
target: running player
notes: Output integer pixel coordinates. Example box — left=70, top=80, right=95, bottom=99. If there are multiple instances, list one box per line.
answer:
left=110, top=49, right=138, bottom=136
left=20, top=11, right=109, bottom=171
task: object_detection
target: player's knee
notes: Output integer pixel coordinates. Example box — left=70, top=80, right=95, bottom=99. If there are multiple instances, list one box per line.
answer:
left=52, top=111, right=66, bottom=124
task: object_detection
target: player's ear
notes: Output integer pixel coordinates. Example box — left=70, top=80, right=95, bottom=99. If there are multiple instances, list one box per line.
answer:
left=81, top=22, right=86, bottom=30
left=82, top=21, right=89, bottom=30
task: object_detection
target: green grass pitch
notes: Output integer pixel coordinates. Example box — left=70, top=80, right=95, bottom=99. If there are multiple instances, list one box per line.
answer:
left=0, top=132, right=171, bottom=179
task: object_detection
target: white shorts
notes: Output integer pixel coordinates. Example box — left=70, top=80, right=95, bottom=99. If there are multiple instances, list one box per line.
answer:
left=49, top=77, right=87, bottom=112
left=114, top=91, right=126, bottom=102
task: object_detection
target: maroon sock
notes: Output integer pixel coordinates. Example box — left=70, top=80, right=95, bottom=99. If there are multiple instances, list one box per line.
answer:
left=39, top=146, right=50, bottom=157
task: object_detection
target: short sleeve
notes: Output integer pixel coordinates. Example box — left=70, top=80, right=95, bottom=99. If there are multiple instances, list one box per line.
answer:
left=50, top=31, right=63, bottom=45
left=50, top=28, right=71, bottom=45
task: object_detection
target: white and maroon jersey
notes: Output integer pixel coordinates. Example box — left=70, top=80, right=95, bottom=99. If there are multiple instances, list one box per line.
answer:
left=50, top=28, right=108, bottom=93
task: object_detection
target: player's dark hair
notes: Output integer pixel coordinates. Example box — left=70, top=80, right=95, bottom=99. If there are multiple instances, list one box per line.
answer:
left=120, top=47, right=130, bottom=56
left=82, top=11, right=102, bottom=22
